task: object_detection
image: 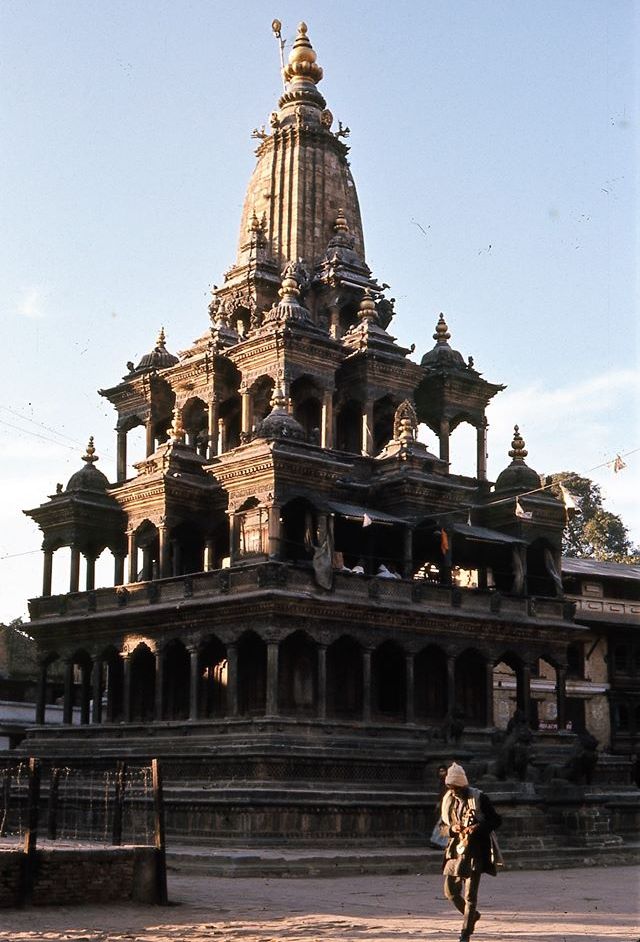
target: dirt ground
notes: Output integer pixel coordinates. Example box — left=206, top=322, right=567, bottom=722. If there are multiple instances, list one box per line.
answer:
left=0, top=865, right=638, bottom=942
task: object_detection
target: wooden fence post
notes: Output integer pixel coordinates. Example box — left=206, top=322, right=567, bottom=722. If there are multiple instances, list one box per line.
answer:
left=151, top=758, right=168, bottom=905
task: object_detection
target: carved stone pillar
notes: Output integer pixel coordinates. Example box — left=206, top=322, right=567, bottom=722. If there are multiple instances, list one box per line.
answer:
left=154, top=648, right=163, bottom=721
left=317, top=643, right=327, bottom=720
left=267, top=504, right=282, bottom=559
left=556, top=666, right=567, bottom=731
left=329, top=306, right=340, bottom=339
left=204, top=539, right=215, bottom=571
left=217, top=417, right=225, bottom=455
left=520, top=664, right=532, bottom=723
left=439, top=418, right=450, bottom=465
left=63, top=658, right=74, bottom=725
left=85, top=554, right=96, bottom=592
left=361, top=400, right=374, bottom=455
left=114, top=553, right=125, bottom=587
left=145, top=417, right=155, bottom=456
left=158, top=522, right=170, bottom=579
left=226, top=642, right=238, bottom=717
left=266, top=641, right=279, bottom=717
left=446, top=654, right=456, bottom=718
left=35, top=661, right=47, bottom=724
left=405, top=653, right=415, bottom=724
left=80, top=664, right=91, bottom=725
left=476, top=419, right=488, bottom=481
left=228, top=513, right=238, bottom=565
left=485, top=659, right=494, bottom=727
left=69, top=546, right=80, bottom=593
left=208, top=396, right=219, bottom=458
left=122, top=653, right=132, bottom=723
left=92, top=659, right=103, bottom=724
left=241, top=387, right=252, bottom=436
left=321, top=388, right=334, bottom=449
left=362, top=648, right=372, bottom=722
left=116, top=428, right=127, bottom=482
left=42, top=548, right=53, bottom=597
left=127, top=529, right=136, bottom=584
left=187, top=646, right=200, bottom=721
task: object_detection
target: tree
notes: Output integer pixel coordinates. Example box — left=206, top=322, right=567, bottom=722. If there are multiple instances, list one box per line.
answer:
left=549, top=472, right=639, bottom=563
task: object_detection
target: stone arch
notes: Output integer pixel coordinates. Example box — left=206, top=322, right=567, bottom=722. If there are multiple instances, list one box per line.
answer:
left=199, top=636, right=227, bottom=718
left=531, top=654, right=562, bottom=731
left=162, top=639, right=190, bottom=720
left=280, top=497, right=317, bottom=562
left=134, top=519, right=159, bottom=582
left=150, top=377, right=176, bottom=448
left=493, top=650, right=526, bottom=730
left=237, top=631, right=266, bottom=715
left=97, top=645, right=124, bottom=723
left=279, top=630, right=317, bottom=715
left=373, top=395, right=396, bottom=453
left=372, top=639, right=406, bottom=721
left=291, top=375, right=322, bottom=440
left=326, top=635, right=363, bottom=719
left=170, top=520, right=206, bottom=576
left=68, top=648, right=93, bottom=725
left=129, top=642, right=156, bottom=722
left=527, top=538, right=561, bottom=597
left=455, top=648, right=487, bottom=726
left=414, top=644, right=447, bottom=723
left=181, top=396, right=208, bottom=455
left=250, top=375, right=275, bottom=427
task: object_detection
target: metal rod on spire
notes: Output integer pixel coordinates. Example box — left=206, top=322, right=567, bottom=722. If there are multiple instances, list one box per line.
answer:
left=271, top=19, right=286, bottom=90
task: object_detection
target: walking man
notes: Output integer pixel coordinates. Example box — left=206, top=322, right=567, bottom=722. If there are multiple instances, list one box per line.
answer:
left=441, top=762, right=502, bottom=941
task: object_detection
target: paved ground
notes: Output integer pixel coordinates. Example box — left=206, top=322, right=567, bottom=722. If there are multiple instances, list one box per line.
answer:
left=1, top=865, right=637, bottom=941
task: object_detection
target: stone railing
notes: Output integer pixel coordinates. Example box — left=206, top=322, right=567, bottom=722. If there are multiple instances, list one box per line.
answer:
left=28, top=561, right=571, bottom=624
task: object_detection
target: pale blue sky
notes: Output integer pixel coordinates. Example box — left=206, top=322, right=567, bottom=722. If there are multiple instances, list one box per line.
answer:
left=1, top=0, right=637, bottom=621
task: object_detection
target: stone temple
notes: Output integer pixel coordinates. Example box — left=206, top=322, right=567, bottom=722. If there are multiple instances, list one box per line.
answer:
left=20, top=23, right=638, bottom=856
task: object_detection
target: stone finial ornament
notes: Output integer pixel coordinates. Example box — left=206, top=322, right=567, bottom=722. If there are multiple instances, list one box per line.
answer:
left=358, top=288, right=378, bottom=323
left=170, top=406, right=185, bottom=444
left=283, top=22, right=323, bottom=87
left=82, top=436, right=98, bottom=464
left=393, top=400, right=418, bottom=443
left=509, top=425, right=528, bottom=462
left=433, top=313, right=451, bottom=343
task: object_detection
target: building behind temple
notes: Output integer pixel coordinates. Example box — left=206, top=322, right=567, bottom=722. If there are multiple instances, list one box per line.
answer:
left=18, top=23, right=639, bottom=852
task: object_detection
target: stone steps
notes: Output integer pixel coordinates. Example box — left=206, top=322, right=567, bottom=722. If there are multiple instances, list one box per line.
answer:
left=166, top=840, right=640, bottom=878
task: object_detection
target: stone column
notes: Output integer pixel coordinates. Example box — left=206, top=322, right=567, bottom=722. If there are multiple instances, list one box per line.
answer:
left=42, top=548, right=53, bottom=597
left=361, top=400, right=374, bottom=455
left=208, top=396, right=219, bottom=458
left=556, top=666, right=567, bottom=731
left=145, top=417, right=155, bottom=456
left=240, top=387, right=252, bottom=437
left=122, top=653, right=132, bottom=723
left=80, top=664, right=91, bottom=725
left=92, top=659, right=103, bottom=724
left=69, top=546, right=80, bottom=593
left=321, top=388, right=334, bottom=449
left=217, top=417, right=225, bottom=455
left=476, top=419, right=488, bottom=481
left=114, top=553, right=125, bottom=587
left=446, top=655, right=456, bottom=718
left=228, top=513, right=238, bottom=564
left=127, top=529, right=137, bottom=583
left=158, top=522, right=170, bottom=578
left=266, top=641, right=279, bottom=717
left=520, top=664, right=532, bottom=723
left=63, top=658, right=74, bottom=725
left=405, top=653, right=415, bottom=724
left=485, top=659, right=494, bottom=727
left=116, top=428, right=127, bottom=482
left=267, top=504, right=282, bottom=559
left=189, top=646, right=200, bottom=721
left=362, top=648, right=372, bottom=722
left=204, top=539, right=215, bottom=571
left=85, top=554, right=96, bottom=591
left=439, top=418, right=450, bottom=465
left=329, top=306, right=340, bottom=339
left=317, top=643, right=327, bottom=720
left=35, top=661, right=47, bottom=724
left=226, top=642, right=238, bottom=717
left=403, top=527, right=413, bottom=579
left=154, top=648, right=163, bottom=721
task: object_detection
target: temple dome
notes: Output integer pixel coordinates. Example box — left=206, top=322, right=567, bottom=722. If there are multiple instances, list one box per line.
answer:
left=254, top=388, right=306, bottom=442
left=66, top=438, right=110, bottom=493
left=421, top=314, right=467, bottom=370
left=135, top=327, right=179, bottom=372
left=235, top=23, right=365, bottom=272
left=494, top=426, right=541, bottom=492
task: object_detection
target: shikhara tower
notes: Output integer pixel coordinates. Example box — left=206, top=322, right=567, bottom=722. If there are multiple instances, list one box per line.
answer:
left=21, top=24, right=603, bottom=848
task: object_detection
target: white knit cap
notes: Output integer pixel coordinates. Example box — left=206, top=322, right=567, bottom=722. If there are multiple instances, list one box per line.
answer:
left=445, top=762, right=468, bottom=787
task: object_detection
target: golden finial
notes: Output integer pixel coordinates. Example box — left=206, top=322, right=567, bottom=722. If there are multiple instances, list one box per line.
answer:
left=358, top=288, right=378, bottom=323
left=270, top=386, right=287, bottom=411
left=283, top=22, right=323, bottom=86
left=82, top=436, right=98, bottom=464
left=334, top=209, right=350, bottom=234
left=508, top=425, right=528, bottom=461
left=170, top=406, right=185, bottom=443
left=156, top=326, right=166, bottom=347
left=279, top=262, right=301, bottom=301
left=433, top=313, right=451, bottom=343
